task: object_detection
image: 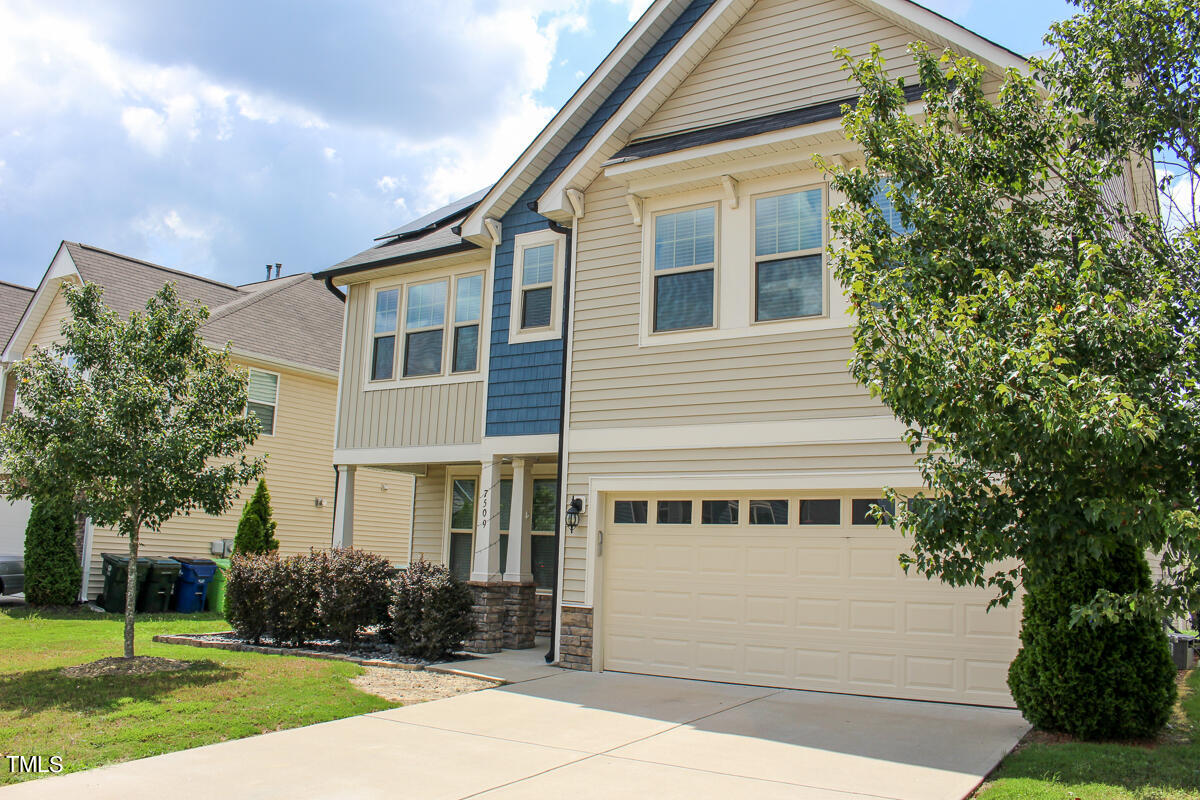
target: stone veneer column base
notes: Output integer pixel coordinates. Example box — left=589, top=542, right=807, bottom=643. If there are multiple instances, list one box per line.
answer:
left=464, top=582, right=506, bottom=654
left=503, top=582, right=537, bottom=649
left=558, top=606, right=593, bottom=670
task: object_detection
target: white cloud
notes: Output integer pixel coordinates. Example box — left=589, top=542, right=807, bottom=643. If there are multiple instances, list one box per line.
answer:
left=606, top=0, right=653, bottom=22
left=1160, top=169, right=1199, bottom=230
left=120, top=106, right=168, bottom=155
left=323, top=146, right=338, bottom=160
left=377, top=175, right=401, bottom=192
left=133, top=208, right=219, bottom=242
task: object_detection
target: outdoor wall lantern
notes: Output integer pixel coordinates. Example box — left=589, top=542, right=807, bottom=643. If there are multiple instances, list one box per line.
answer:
left=565, top=497, right=584, bottom=533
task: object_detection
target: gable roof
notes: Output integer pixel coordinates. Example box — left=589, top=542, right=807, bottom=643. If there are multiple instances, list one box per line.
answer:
left=0, top=281, right=34, bottom=353
left=4, top=242, right=343, bottom=376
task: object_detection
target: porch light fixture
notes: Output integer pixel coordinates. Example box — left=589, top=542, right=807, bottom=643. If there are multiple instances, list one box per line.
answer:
left=565, top=497, right=584, bottom=533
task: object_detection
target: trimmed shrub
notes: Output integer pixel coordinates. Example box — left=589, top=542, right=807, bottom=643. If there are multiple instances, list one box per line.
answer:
left=23, top=494, right=81, bottom=607
left=391, top=558, right=474, bottom=660
left=315, top=548, right=394, bottom=643
left=225, top=553, right=274, bottom=643
left=233, top=480, right=279, bottom=555
left=1008, top=539, right=1177, bottom=740
left=267, top=553, right=322, bottom=646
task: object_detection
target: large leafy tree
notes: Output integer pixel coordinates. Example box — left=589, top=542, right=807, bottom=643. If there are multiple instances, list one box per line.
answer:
left=0, top=282, right=265, bottom=657
left=824, top=0, right=1199, bottom=627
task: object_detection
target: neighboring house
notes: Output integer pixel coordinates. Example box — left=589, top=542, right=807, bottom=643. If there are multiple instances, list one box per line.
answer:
left=0, top=280, right=36, bottom=556
left=1, top=242, right=414, bottom=600
left=319, top=0, right=1155, bottom=706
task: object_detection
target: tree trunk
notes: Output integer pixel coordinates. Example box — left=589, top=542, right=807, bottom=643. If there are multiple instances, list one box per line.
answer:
left=124, top=522, right=140, bottom=659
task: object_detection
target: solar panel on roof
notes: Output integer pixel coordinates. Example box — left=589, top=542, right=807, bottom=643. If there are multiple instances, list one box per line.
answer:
left=374, top=186, right=491, bottom=241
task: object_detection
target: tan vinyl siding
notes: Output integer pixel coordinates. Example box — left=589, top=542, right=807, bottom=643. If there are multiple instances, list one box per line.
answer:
left=570, top=175, right=885, bottom=431
left=411, top=465, right=448, bottom=564
left=636, top=0, right=923, bottom=140
left=72, top=360, right=411, bottom=598
left=561, top=439, right=919, bottom=605
left=336, top=282, right=484, bottom=450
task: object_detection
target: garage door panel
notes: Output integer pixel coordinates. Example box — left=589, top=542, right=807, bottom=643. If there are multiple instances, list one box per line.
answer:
left=603, top=493, right=1021, bottom=706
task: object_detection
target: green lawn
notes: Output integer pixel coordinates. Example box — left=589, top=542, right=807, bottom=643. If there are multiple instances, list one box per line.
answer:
left=976, top=669, right=1200, bottom=800
left=0, top=607, right=395, bottom=785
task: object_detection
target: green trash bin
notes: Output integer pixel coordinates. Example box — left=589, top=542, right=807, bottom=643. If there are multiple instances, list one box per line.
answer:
left=140, top=558, right=181, bottom=613
left=206, top=558, right=231, bottom=615
left=99, top=553, right=152, bottom=614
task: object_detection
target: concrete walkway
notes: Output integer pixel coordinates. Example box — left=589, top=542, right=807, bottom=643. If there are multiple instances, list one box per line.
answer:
left=0, top=670, right=1028, bottom=800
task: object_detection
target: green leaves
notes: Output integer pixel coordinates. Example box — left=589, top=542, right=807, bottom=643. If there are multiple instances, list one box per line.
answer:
left=826, top=7, right=1200, bottom=628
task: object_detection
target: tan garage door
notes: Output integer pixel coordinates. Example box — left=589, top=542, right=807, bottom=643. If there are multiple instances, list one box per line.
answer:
left=602, top=492, right=1021, bottom=707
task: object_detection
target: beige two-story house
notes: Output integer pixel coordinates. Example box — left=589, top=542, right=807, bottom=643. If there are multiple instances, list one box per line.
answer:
left=2, top=242, right=414, bottom=600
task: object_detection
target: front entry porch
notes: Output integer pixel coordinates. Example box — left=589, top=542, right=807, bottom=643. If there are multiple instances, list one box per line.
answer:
left=331, top=453, right=559, bottom=655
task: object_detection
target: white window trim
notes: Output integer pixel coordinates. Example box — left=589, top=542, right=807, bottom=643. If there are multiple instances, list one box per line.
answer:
left=643, top=200, right=720, bottom=338
left=246, top=366, right=279, bottom=437
left=401, top=276, right=449, bottom=379
left=749, top=184, right=828, bottom=325
left=636, top=172, right=849, bottom=349
left=368, top=286, right=400, bottom=382
left=362, top=263, right=488, bottom=391
left=509, top=228, right=565, bottom=344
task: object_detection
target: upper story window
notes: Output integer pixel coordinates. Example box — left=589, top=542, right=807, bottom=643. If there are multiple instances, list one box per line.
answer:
left=653, top=205, right=715, bottom=332
left=509, top=230, right=565, bottom=344
left=753, top=188, right=824, bottom=322
left=404, top=279, right=447, bottom=377
left=371, top=288, right=399, bottom=381
left=247, top=368, right=278, bottom=436
left=368, top=267, right=485, bottom=386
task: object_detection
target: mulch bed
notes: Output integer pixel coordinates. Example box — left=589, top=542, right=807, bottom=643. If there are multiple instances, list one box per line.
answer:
left=61, top=656, right=192, bottom=678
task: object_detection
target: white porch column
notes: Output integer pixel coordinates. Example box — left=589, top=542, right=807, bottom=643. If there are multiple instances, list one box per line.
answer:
left=502, top=458, right=535, bottom=583
left=332, top=465, right=356, bottom=548
left=470, top=456, right=503, bottom=582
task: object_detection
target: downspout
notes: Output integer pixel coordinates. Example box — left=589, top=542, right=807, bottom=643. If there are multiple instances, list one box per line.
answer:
left=545, top=218, right=573, bottom=663
left=323, top=273, right=345, bottom=543
left=323, top=275, right=346, bottom=301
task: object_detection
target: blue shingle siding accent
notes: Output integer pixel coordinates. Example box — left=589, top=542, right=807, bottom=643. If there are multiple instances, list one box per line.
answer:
left=485, top=0, right=717, bottom=437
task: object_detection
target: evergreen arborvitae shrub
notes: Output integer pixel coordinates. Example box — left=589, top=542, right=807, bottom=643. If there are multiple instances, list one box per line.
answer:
left=1008, top=539, right=1177, bottom=740
left=23, top=494, right=81, bottom=606
left=391, top=558, right=474, bottom=660
left=233, top=480, right=279, bottom=555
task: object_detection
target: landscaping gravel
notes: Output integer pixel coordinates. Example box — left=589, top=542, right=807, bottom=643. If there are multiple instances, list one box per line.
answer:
left=167, top=629, right=449, bottom=667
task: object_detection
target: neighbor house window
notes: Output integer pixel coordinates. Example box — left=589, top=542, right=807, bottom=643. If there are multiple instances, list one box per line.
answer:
left=247, top=369, right=278, bottom=436
left=452, top=273, right=482, bottom=373
left=520, top=243, right=555, bottom=330
left=753, top=188, right=824, bottom=321
left=653, top=205, right=716, bottom=331
left=404, top=279, right=447, bottom=377
left=371, top=288, right=399, bottom=380
left=448, top=478, right=477, bottom=581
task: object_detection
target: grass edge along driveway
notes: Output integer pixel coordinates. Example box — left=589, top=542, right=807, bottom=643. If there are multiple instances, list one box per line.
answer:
left=0, top=607, right=395, bottom=786
left=976, top=668, right=1199, bottom=800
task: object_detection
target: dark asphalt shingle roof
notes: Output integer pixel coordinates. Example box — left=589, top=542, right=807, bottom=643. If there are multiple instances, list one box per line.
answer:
left=0, top=281, right=34, bottom=353
left=376, top=186, right=490, bottom=241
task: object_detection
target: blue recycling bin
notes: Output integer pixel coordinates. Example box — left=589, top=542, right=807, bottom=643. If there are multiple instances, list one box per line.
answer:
left=172, top=557, right=218, bottom=613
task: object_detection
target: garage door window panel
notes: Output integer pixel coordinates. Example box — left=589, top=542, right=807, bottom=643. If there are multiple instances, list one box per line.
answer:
left=614, top=500, right=648, bottom=524
left=800, top=499, right=841, bottom=525
left=852, top=498, right=895, bottom=526
left=656, top=500, right=693, bottom=525
left=749, top=499, right=788, bottom=525
left=701, top=500, right=739, bottom=525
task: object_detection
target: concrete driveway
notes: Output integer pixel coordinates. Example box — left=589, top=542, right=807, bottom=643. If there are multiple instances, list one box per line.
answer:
left=0, top=670, right=1028, bottom=800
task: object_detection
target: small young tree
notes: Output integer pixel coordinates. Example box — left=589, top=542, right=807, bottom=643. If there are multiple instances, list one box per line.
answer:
left=22, top=493, right=81, bottom=606
left=822, top=0, right=1198, bottom=734
left=233, top=480, right=279, bottom=555
left=0, top=282, right=265, bottom=657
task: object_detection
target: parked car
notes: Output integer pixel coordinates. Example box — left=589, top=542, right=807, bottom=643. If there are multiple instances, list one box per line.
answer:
left=0, top=554, right=24, bottom=596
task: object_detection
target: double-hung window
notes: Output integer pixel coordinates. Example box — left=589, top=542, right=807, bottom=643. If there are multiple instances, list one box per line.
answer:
left=519, top=243, right=555, bottom=330
left=247, top=368, right=278, bottom=435
left=371, top=288, right=399, bottom=381
left=403, top=280, right=447, bottom=377
left=448, top=478, right=477, bottom=581
left=452, top=274, right=482, bottom=373
left=652, top=205, right=716, bottom=331
left=753, top=188, right=824, bottom=321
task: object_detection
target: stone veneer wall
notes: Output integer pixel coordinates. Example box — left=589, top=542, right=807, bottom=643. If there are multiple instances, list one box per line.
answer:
left=558, top=606, right=593, bottom=670
left=464, top=582, right=506, bottom=653
left=503, top=582, right=537, bottom=649
left=536, top=593, right=553, bottom=636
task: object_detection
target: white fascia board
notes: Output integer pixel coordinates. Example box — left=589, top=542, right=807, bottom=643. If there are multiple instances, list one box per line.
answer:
left=569, top=415, right=910, bottom=453
left=537, top=0, right=752, bottom=219
left=334, top=443, right=482, bottom=466
left=2, top=243, right=80, bottom=362
left=460, top=0, right=685, bottom=240
left=480, top=433, right=560, bottom=457
left=850, top=0, right=1028, bottom=74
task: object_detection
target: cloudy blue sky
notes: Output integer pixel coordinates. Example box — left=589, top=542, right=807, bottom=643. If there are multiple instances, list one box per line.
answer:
left=0, top=0, right=1080, bottom=289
